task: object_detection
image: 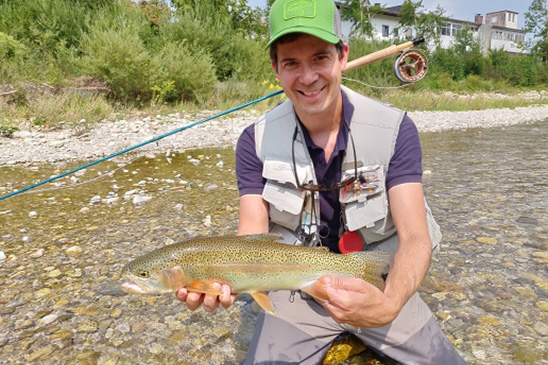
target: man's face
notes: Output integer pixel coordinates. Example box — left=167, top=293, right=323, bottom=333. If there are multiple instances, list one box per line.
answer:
left=272, top=34, right=349, bottom=120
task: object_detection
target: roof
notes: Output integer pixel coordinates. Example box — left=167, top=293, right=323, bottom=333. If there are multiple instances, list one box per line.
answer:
left=486, top=10, right=519, bottom=15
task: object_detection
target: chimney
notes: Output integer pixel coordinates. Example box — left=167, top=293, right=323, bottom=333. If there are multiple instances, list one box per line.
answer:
left=475, top=14, right=483, bottom=24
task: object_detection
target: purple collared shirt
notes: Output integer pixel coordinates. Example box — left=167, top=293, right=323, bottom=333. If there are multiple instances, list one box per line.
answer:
left=235, top=91, right=422, bottom=252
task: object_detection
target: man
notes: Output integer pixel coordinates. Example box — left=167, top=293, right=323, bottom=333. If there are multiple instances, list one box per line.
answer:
left=177, top=0, right=466, bottom=363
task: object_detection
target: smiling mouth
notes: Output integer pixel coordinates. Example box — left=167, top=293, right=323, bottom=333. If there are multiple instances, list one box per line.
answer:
left=299, top=86, right=325, bottom=96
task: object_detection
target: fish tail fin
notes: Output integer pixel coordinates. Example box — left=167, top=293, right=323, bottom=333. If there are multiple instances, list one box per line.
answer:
left=351, top=250, right=391, bottom=291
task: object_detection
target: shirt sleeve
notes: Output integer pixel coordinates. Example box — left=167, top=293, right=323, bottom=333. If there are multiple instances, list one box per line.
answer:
left=385, top=114, right=423, bottom=191
left=235, top=123, right=265, bottom=196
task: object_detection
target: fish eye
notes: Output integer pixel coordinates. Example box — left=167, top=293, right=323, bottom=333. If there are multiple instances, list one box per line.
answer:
left=138, top=270, right=150, bottom=278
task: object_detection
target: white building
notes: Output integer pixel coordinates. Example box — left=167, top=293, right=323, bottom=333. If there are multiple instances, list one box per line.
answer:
left=338, top=4, right=527, bottom=55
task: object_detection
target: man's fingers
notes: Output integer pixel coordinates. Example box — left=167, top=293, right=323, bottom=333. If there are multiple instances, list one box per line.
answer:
left=186, top=291, right=205, bottom=311
left=219, top=284, right=236, bottom=309
left=202, top=283, right=222, bottom=312
left=175, top=288, right=188, bottom=302
left=322, top=275, right=372, bottom=292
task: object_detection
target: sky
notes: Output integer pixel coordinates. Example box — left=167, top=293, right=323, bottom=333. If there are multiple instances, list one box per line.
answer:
left=247, top=0, right=534, bottom=30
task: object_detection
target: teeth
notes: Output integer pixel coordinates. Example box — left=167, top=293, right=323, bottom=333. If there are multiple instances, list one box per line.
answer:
left=302, top=90, right=321, bottom=96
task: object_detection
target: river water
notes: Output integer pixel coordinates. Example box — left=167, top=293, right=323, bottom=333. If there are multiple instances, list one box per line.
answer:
left=0, top=120, right=546, bottom=364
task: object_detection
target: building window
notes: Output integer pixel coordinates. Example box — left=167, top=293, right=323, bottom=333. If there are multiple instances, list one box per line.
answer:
left=441, top=23, right=450, bottom=36
left=452, top=24, right=462, bottom=36
left=382, top=25, right=389, bottom=37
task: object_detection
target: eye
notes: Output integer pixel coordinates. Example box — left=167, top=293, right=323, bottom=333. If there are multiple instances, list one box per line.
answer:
left=138, top=270, right=150, bottom=278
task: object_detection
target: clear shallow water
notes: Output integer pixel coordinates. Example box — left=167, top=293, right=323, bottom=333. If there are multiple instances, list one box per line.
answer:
left=0, top=121, right=547, bottom=364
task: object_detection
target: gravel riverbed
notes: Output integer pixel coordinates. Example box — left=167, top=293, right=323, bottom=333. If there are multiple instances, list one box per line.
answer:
left=0, top=104, right=547, bottom=364
left=2, top=103, right=548, bottom=165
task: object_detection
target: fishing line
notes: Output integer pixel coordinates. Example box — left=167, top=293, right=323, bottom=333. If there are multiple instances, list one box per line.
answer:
left=7, top=153, right=145, bottom=197
left=0, top=89, right=284, bottom=202
left=0, top=38, right=428, bottom=202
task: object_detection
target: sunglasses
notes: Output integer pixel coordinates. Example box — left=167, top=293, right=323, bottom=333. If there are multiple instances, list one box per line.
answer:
left=291, top=124, right=358, bottom=192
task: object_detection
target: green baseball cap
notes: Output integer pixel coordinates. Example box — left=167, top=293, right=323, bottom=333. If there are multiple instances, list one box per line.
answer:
left=267, top=0, right=343, bottom=48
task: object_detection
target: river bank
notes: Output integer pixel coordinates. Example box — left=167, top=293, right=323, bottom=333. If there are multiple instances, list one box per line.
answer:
left=1, top=103, right=548, bottom=165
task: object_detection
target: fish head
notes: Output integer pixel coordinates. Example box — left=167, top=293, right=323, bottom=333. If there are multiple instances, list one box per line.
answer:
left=121, top=256, right=186, bottom=294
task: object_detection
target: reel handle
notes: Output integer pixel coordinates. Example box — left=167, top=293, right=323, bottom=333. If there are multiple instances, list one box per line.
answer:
left=344, top=37, right=425, bottom=73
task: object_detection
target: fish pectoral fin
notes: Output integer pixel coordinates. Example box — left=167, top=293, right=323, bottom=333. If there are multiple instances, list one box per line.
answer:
left=301, top=281, right=329, bottom=301
left=187, top=279, right=223, bottom=296
left=250, top=292, right=275, bottom=314
left=161, top=267, right=187, bottom=291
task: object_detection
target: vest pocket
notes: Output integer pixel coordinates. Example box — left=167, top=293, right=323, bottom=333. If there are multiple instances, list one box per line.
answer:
left=344, top=193, right=388, bottom=231
left=262, top=180, right=305, bottom=231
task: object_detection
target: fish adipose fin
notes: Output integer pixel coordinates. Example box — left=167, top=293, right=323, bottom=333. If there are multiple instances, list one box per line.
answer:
left=251, top=292, right=275, bottom=314
left=187, top=279, right=223, bottom=296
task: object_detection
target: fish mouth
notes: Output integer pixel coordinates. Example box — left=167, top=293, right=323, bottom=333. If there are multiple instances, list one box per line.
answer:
left=121, top=274, right=153, bottom=294
left=121, top=273, right=175, bottom=294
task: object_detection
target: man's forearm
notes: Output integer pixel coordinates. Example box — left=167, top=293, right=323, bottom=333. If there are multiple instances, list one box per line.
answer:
left=384, top=233, right=432, bottom=311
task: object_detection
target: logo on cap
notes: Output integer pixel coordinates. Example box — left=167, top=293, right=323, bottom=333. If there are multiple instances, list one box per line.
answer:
left=284, top=0, right=316, bottom=20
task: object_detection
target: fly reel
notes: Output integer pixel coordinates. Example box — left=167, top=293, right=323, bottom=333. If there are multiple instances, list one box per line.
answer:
left=393, top=49, right=428, bottom=84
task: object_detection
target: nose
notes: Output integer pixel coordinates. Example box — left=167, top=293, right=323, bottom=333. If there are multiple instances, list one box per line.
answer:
left=299, top=63, right=319, bottom=85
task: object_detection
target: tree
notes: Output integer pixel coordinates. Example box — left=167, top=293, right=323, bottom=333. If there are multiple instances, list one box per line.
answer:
left=415, top=6, right=445, bottom=50
left=524, top=0, right=548, bottom=64
left=340, top=0, right=383, bottom=38
left=397, top=0, right=422, bottom=37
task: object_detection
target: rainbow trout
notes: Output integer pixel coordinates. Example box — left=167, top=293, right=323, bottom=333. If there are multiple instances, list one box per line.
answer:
left=121, top=234, right=390, bottom=313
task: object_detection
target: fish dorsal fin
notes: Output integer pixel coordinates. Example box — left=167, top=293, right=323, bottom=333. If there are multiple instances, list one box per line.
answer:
left=251, top=292, right=275, bottom=314
left=243, top=233, right=284, bottom=242
left=314, top=246, right=330, bottom=252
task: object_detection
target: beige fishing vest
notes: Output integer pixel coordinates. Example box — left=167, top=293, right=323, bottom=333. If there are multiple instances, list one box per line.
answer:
left=254, top=86, right=441, bottom=253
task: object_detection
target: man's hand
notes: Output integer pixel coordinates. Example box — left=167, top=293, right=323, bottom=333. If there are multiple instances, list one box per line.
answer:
left=318, top=275, right=401, bottom=328
left=175, top=283, right=237, bottom=312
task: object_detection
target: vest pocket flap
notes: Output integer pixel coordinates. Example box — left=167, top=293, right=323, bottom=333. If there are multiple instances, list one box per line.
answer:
left=344, top=196, right=387, bottom=231
left=263, top=180, right=305, bottom=215
left=263, top=159, right=310, bottom=188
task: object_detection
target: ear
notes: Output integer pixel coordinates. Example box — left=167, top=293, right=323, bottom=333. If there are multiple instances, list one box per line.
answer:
left=271, top=59, right=279, bottom=77
left=340, top=42, right=350, bottom=72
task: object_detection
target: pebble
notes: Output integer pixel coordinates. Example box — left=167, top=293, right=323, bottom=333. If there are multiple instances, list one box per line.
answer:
left=0, top=251, right=5, bottom=260
left=132, top=196, right=152, bottom=205
left=66, top=246, right=83, bottom=256
left=31, top=249, right=46, bottom=258
left=38, top=314, right=58, bottom=326
left=28, top=211, right=38, bottom=218
left=78, top=320, right=99, bottom=333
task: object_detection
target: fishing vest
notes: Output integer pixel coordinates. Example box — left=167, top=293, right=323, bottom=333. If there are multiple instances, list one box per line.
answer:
left=254, top=86, right=441, bottom=253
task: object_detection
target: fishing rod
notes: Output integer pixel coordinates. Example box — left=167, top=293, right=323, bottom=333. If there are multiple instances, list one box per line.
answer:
left=0, top=37, right=427, bottom=202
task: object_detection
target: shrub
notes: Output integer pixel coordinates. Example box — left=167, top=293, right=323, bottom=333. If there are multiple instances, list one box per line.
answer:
left=149, top=41, right=216, bottom=103
left=503, top=56, right=538, bottom=86
left=430, top=48, right=465, bottom=81
left=161, top=6, right=271, bottom=83
left=79, top=11, right=153, bottom=100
